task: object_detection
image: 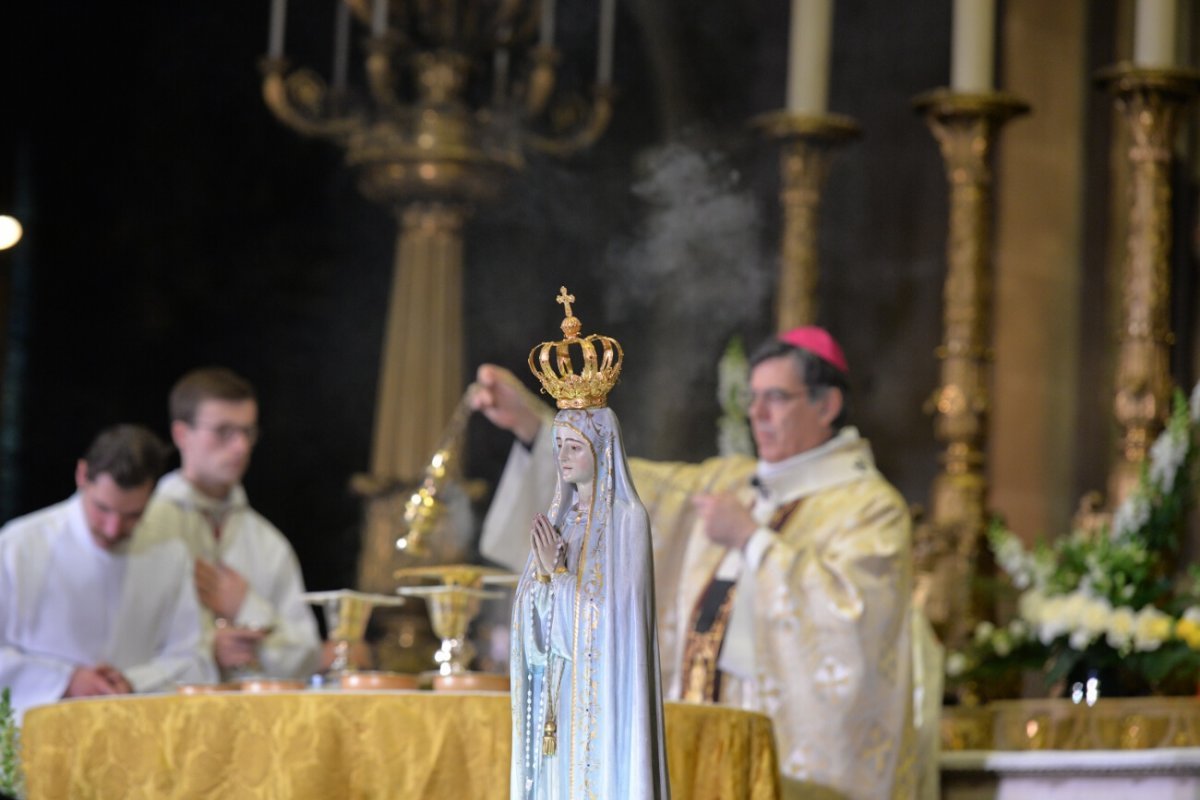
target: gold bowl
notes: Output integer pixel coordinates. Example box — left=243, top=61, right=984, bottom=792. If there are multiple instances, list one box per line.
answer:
left=237, top=678, right=307, bottom=693
left=431, top=672, right=509, bottom=692
left=339, top=671, right=419, bottom=690
left=176, top=682, right=237, bottom=695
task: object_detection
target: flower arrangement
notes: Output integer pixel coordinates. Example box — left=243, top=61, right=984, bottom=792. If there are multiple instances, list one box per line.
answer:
left=948, top=383, right=1200, bottom=700
left=0, top=689, right=23, bottom=799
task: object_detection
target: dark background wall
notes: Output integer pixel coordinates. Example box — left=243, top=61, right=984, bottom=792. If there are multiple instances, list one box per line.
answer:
left=2, top=1, right=1148, bottom=592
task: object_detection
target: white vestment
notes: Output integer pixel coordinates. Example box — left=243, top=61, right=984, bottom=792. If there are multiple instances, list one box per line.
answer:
left=141, top=471, right=320, bottom=680
left=0, top=495, right=214, bottom=720
left=485, top=423, right=941, bottom=800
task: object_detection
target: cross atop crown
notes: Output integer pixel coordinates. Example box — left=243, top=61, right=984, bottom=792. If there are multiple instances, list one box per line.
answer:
left=556, top=286, right=575, bottom=317
left=556, top=285, right=582, bottom=339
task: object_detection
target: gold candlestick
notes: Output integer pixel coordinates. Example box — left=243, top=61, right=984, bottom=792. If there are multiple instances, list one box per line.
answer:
left=260, top=2, right=619, bottom=606
left=1095, top=64, right=1200, bottom=505
left=751, top=111, right=859, bottom=329
left=912, top=89, right=1028, bottom=644
left=261, top=0, right=615, bottom=488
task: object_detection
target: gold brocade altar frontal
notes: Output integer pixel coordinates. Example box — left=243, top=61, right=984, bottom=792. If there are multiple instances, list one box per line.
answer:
left=22, top=693, right=781, bottom=799
left=942, top=697, right=1200, bottom=752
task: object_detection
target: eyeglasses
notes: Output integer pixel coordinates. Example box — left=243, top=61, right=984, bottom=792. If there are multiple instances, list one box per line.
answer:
left=191, top=423, right=260, bottom=445
left=747, top=388, right=805, bottom=409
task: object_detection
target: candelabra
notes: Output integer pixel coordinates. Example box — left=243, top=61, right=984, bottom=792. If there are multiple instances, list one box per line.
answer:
left=912, top=89, right=1027, bottom=645
left=752, top=111, right=859, bottom=329
left=260, top=0, right=616, bottom=484
left=1095, top=64, right=1200, bottom=505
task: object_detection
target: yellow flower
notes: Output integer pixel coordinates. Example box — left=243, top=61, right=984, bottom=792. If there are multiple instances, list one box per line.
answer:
left=1133, top=607, right=1173, bottom=652
left=1176, top=619, right=1200, bottom=650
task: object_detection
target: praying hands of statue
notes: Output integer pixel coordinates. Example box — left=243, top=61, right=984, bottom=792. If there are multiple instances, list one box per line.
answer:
left=64, top=663, right=133, bottom=698
left=530, top=513, right=566, bottom=576
left=213, top=625, right=267, bottom=669
left=194, top=558, right=250, bottom=621
left=692, top=492, right=758, bottom=551
left=470, top=364, right=545, bottom=446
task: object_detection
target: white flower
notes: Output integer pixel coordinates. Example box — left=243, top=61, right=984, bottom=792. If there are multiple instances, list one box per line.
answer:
left=1029, top=557, right=1054, bottom=592
left=993, top=531, right=1033, bottom=586
left=1057, top=594, right=1112, bottom=651
left=1105, top=606, right=1137, bottom=651
left=1132, top=606, right=1172, bottom=652
left=1079, top=595, right=1113, bottom=635
left=1018, top=589, right=1045, bottom=626
left=1184, top=606, right=1200, bottom=625
left=1069, top=628, right=1095, bottom=651
left=1060, top=592, right=1088, bottom=628
left=1008, top=619, right=1029, bottom=641
left=946, top=652, right=968, bottom=678
left=973, top=620, right=996, bottom=646
left=1035, top=594, right=1071, bottom=644
left=1112, top=493, right=1151, bottom=540
left=1149, top=426, right=1189, bottom=490
left=992, top=630, right=1013, bottom=657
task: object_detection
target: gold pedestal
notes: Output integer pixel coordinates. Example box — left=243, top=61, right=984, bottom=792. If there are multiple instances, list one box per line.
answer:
left=943, top=697, right=1200, bottom=752
left=395, top=564, right=516, bottom=677
left=1095, top=65, right=1200, bottom=505
left=992, top=697, right=1200, bottom=751
left=431, top=672, right=510, bottom=692
left=941, top=704, right=995, bottom=751
left=302, top=589, right=406, bottom=678
left=339, top=671, right=419, bottom=690
left=751, top=111, right=859, bottom=329
left=912, top=90, right=1028, bottom=647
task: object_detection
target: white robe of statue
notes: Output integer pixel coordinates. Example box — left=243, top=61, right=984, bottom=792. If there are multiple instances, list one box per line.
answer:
left=510, top=407, right=670, bottom=799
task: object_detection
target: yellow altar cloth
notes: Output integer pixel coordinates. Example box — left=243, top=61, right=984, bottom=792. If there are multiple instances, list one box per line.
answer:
left=22, top=692, right=780, bottom=799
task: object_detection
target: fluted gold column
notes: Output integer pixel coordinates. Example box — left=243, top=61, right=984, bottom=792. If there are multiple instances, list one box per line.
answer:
left=371, top=204, right=467, bottom=482
left=752, top=112, right=859, bottom=329
left=912, top=90, right=1027, bottom=644
left=1096, top=65, right=1200, bottom=505
left=353, top=203, right=467, bottom=594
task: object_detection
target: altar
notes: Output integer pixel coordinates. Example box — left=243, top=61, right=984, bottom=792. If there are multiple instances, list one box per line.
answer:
left=21, top=691, right=781, bottom=799
left=941, top=748, right=1200, bottom=799
left=939, top=697, right=1200, bottom=798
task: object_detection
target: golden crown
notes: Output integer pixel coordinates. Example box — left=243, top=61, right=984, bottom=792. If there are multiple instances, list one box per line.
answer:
left=529, top=286, right=623, bottom=409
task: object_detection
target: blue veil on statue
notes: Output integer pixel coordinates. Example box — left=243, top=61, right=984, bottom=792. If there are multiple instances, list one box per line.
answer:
left=509, top=288, right=670, bottom=799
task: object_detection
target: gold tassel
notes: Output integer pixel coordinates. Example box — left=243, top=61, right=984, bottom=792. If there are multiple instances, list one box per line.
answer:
left=542, top=719, right=557, bottom=756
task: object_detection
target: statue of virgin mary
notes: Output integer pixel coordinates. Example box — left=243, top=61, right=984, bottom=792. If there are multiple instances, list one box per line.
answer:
left=509, top=288, right=669, bottom=799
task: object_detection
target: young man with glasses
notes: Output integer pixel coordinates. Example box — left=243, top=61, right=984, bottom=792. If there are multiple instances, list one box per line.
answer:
left=141, top=367, right=320, bottom=681
left=474, top=327, right=937, bottom=800
left=0, top=425, right=214, bottom=720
